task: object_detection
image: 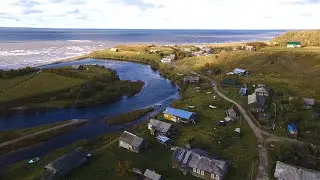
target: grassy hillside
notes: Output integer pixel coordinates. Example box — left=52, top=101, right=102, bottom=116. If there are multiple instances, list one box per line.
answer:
left=176, top=50, right=320, bottom=99
left=273, top=30, right=320, bottom=46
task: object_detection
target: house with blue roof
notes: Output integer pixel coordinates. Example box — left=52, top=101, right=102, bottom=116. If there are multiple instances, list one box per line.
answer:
left=163, top=107, right=196, bottom=124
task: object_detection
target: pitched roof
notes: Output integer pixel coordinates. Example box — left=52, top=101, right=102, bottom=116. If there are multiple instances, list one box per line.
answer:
left=287, top=42, right=301, bottom=45
left=248, top=93, right=257, bottom=104
left=233, top=68, right=247, bottom=73
left=172, top=148, right=228, bottom=177
left=144, top=169, right=162, bottom=180
left=274, top=161, right=320, bottom=180
left=119, top=131, right=144, bottom=148
left=303, top=98, right=315, bottom=106
left=44, top=147, right=88, bottom=176
left=163, top=107, right=194, bottom=120
left=226, top=108, right=237, bottom=118
left=149, top=119, right=172, bottom=134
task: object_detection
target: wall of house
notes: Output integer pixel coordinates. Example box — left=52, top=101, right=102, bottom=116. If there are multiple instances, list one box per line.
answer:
left=164, top=113, right=178, bottom=122
left=190, top=167, right=221, bottom=180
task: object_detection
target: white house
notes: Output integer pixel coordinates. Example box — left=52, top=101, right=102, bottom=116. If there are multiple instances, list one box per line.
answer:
left=119, top=131, right=144, bottom=153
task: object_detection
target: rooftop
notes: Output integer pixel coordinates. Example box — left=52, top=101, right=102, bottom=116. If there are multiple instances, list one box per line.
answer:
left=274, top=161, right=320, bottom=180
left=119, top=131, right=144, bottom=148
left=163, top=107, right=194, bottom=120
left=149, top=119, right=172, bottom=134
left=287, top=42, right=302, bottom=45
left=173, top=148, right=228, bottom=177
left=144, top=169, right=162, bottom=180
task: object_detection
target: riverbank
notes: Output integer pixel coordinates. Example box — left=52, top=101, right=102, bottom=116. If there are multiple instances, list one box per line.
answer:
left=106, top=108, right=154, bottom=125
left=0, top=65, right=144, bottom=116
left=0, top=119, right=86, bottom=155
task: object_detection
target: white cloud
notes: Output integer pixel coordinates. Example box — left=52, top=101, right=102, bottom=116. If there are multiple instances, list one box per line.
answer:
left=0, top=0, right=319, bottom=29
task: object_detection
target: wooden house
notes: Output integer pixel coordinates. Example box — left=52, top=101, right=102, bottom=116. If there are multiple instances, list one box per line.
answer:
left=71, top=65, right=84, bottom=70
left=119, top=131, right=144, bottom=153
left=42, top=147, right=88, bottom=180
left=274, top=161, right=320, bottom=180
left=163, top=107, right=196, bottom=124
left=172, top=147, right=229, bottom=180
left=184, top=76, right=200, bottom=83
left=148, top=119, right=173, bottom=136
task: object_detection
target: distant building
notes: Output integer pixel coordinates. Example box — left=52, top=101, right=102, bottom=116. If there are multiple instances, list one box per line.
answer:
left=148, top=119, right=173, bottom=136
left=150, top=49, right=160, bottom=53
left=119, top=131, right=145, bottom=153
left=245, top=46, right=256, bottom=51
left=201, top=47, right=213, bottom=54
left=274, top=161, right=320, bottom=180
left=287, top=42, right=302, bottom=48
left=110, top=48, right=119, bottom=52
left=184, top=48, right=191, bottom=52
left=172, top=147, right=229, bottom=180
left=184, top=76, right=200, bottom=83
left=303, top=98, right=315, bottom=109
left=287, top=123, right=298, bottom=137
left=233, top=68, right=249, bottom=76
left=225, top=107, right=238, bottom=119
left=163, top=107, right=196, bottom=124
left=42, top=147, right=88, bottom=180
left=144, top=169, right=162, bottom=180
left=71, top=65, right=84, bottom=70
left=239, top=87, right=248, bottom=96
left=161, top=54, right=175, bottom=63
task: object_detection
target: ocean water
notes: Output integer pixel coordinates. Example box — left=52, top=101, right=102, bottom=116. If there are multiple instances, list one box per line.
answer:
left=0, top=28, right=286, bottom=69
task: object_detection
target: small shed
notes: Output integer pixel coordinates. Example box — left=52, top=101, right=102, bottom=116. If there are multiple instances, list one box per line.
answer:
left=245, top=46, right=256, bottom=51
left=224, top=117, right=234, bottom=124
left=303, top=98, right=315, bottom=109
left=287, top=42, right=301, bottom=48
left=184, top=76, right=200, bottom=83
left=233, top=68, right=249, bottom=76
left=71, top=65, right=84, bottom=70
left=240, top=87, right=248, bottom=96
left=144, top=169, right=162, bottom=180
left=119, top=131, right=144, bottom=153
left=110, top=48, right=119, bottom=52
left=287, top=123, right=298, bottom=137
left=226, top=107, right=238, bottom=119
left=148, top=119, right=173, bottom=136
left=234, top=128, right=241, bottom=138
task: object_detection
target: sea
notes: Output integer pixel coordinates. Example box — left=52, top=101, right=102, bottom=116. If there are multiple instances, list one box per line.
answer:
left=0, top=28, right=286, bottom=69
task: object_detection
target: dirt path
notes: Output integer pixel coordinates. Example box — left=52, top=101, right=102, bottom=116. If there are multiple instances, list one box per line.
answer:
left=0, top=119, right=87, bottom=148
left=192, top=72, right=270, bottom=180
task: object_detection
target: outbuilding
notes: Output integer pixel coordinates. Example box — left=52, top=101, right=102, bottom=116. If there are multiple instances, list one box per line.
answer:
left=233, top=68, right=249, bottom=76
left=119, top=131, right=145, bottom=153
left=148, top=119, right=173, bottom=136
left=274, top=161, right=320, bottom=180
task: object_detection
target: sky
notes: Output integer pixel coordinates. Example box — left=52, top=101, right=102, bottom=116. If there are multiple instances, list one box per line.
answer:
left=0, top=0, right=319, bottom=29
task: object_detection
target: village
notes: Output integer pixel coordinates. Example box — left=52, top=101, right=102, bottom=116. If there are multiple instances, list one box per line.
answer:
left=3, top=40, right=320, bottom=180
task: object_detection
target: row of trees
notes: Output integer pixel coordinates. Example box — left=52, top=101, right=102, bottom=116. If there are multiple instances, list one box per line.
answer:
left=0, top=67, right=38, bottom=79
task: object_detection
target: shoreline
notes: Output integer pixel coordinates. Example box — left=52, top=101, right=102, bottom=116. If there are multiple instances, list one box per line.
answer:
left=7, top=40, right=270, bottom=69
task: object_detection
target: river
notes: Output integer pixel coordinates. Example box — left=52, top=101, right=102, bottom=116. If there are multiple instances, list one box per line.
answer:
left=0, top=58, right=179, bottom=169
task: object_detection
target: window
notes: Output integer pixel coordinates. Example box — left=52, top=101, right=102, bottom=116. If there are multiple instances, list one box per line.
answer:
left=211, top=174, right=215, bottom=179
left=197, top=169, right=200, bottom=174
left=193, top=168, right=196, bottom=173
left=201, top=170, right=204, bottom=175
left=216, top=175, right=220, bottom=180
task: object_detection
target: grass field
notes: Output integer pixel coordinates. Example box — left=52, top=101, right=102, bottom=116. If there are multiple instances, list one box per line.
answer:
left=106, top=108, right=154, bottom=125
left=0, top=72, right=83, bottom=102
left=0, top=65, right=144, bottom=115
left=0, top=74, right=36, bottom=93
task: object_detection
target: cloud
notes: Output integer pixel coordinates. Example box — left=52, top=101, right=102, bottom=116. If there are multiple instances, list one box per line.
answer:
left=0, top=0, right=320, bottom=29
left=117, top=0, right=158, bottom=9
left=23, top=9, right=42, bottom=14
left=18, top=0, right=41, bottom=7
